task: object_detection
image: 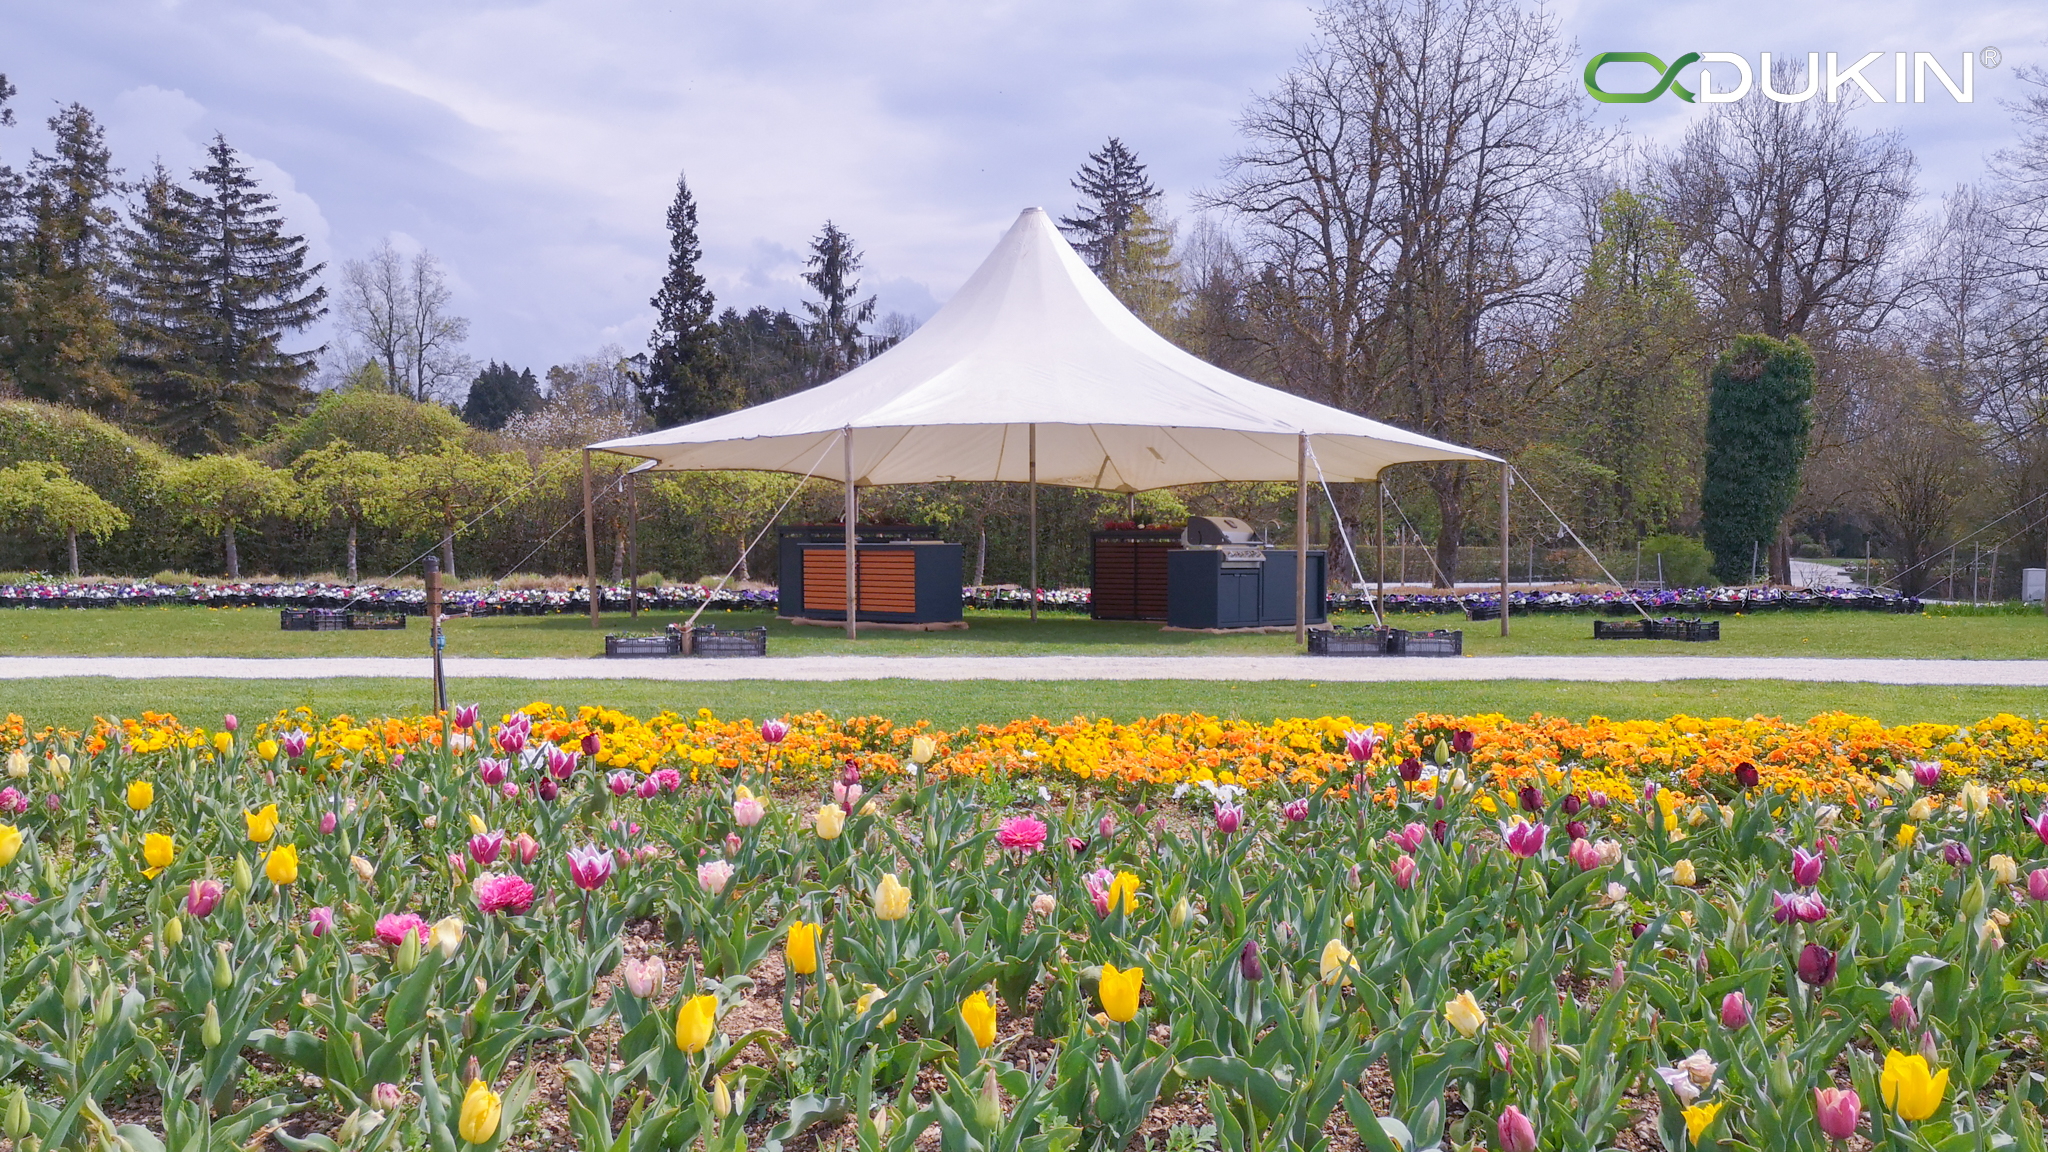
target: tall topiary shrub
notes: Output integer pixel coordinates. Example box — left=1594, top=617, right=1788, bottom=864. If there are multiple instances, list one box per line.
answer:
left=1701, top=335, right=1815, bottom=585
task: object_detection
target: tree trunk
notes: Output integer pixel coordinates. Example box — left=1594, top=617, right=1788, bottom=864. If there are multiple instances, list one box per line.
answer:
left=736, top=536, right=750, bottom=583
left=67, top=527, right=79, bottom=577
left=1427, top=464, right=1468, bottom=589
left=440, top=515, right=457, bottom=583
left=611, top=532, right=625, bottom=583
left=224, top=525, right=241, bottom=580
left=347, top=523, right=359, bottom=584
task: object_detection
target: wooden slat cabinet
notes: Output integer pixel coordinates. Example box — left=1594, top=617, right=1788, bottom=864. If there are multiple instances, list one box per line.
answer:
left=785, top=542, right=962, bottom=623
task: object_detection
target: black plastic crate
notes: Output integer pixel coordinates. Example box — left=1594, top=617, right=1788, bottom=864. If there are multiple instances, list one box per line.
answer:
left=1593, top=619, right=1653, bottom=640
left=345, top=612, right=408, bottom=630
left=1392, top=628, right=1463, bottom=657
left=1307, top=627, right=1392, bottom=656
left=281, top=608, right=348, bottom=631
left=690, top=625, right=768, bottom=658
left=605, top=634, right=680, bottom=658
left=1463, top=602, right=1504, bottom=622
left=1652, top=618, right=1720, bottom=642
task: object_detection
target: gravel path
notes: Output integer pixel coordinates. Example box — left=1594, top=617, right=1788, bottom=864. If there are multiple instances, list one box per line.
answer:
left=2, top=655, right=2045, bottom=685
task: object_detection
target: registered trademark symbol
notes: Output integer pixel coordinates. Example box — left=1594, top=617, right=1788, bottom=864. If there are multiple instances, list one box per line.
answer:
left=1982, top=46, right=2002, bottom=69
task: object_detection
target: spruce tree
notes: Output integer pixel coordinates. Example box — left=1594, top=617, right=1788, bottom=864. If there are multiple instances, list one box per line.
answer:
left=461, top=360, right=543, bottom=430
left=2, top=103, right=125, bottom=413
left=123, top=135, right=326, bottom=453
left=1058, top=137, right=1161, bottom=282
left=1701, top=334, right=1815, bottom=584
left=801, top=221, right=875, bottom=382
left=640, top=170, right=732, bottom=425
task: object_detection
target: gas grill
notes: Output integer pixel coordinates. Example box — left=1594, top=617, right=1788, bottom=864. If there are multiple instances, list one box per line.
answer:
left=1180, top=516, right=1266, bottom=569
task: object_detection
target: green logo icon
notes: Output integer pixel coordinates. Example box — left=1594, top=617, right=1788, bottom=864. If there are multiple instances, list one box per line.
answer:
left=1584, top=52, right=1702, bottom=103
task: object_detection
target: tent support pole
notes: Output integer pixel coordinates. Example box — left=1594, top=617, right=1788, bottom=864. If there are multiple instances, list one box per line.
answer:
left=1375, top=479, right=1385, bottom=605
left=627, top=469, right=639, bottom=619
left=844, top=427, right=857, bottom=641
left=583, top=449, right=599, bottom=628
left=1296, top=432, right=1308, bottom=646
left=1500, top=461, right=1511, bottom=638
left=1029, top=424, right=1038, bottom=623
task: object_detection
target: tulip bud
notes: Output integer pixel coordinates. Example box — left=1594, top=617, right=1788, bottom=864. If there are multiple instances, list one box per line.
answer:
left=4, top=1086, right=28, bottom=1138
left=94, top=985, right=117, bottom=1028
left=1961, top=877, right=1986, bottom=920
left=162, top=916, right=183, bottom=947
left=319, top=811, right=338, bottom=835
left=395, top=929, right=421, bottom=973
left=232, top=856, right=253, bottom=896
left=1239, top=939, right=1264, bottom=981
left=1720, top=991, right=1750, bottom=1030
left=1919, top=1029, right=1939, bottom=1064
left=372, top=1082, right=403, bottom=1112
left=713, top=1075, right=732, bottom=1119
left=63, top=962, right=85, bottom=1012
left=1890, top=994, right=1917, bottom=1032
left=1769, top=1051, right=1794, bottom=1099
left=1169, top=895, right=1191, bottom=929
left=974, top=1068, right=1002, bottom=1131
left=213, top=942, right=234, bottom=989
left=201, top=1000, right=222, bottom=1048
left=1497, top=1105, right=1538, bottom=1152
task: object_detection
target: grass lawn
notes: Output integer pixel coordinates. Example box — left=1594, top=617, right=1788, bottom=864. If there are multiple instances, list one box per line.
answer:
left=1, top=675, right=2042, bottom=732
left=1, top=603, right=2045, bottom=659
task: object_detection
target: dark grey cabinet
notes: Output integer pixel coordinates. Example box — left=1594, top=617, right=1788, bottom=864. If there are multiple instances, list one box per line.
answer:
left=1166, top=550, right=1327, bottom=629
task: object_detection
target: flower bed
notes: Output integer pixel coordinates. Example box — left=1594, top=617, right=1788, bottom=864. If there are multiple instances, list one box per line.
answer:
left=0, top=703, right=2041, bottom=1149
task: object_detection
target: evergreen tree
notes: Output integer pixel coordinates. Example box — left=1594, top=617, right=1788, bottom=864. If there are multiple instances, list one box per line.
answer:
left=1058, top=137, right=1161, bottom=282
left=640, top=170, right=732, bottom=426
left=0, top=103, right=126, bottom=413
left=121, top=136, right=326, bottom=454
left=801, top=221, right=876, bottom=382
left=461, top=361, right=543, bottom=430
left=1701, top=334, right=1815, bottom=584
left=714, top=305, right=811, bottom=404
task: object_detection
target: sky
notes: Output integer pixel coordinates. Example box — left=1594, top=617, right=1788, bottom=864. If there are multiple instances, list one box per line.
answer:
left=6, top=0, right=2046, bottom=385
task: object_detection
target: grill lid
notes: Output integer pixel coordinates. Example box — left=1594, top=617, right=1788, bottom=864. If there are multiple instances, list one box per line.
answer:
left=1183, top=516, right=1258, bottom=547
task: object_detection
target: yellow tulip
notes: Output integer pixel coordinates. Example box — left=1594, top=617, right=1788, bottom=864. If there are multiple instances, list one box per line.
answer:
left=960, top=990, right=997, bottom=1049
left=1320, top=938, right=1354, bottom=986
left=1682, top=1100, right=1723, bottom=1143
left=734, top=784, right=755, bottom=801
left=432, top=915, right=465, bottom=958
left=265, top=844, right=299, bottom=886
left=1443, top=990, right=1485, bottom=1038
left=815, top=805, right=846, bottom=840
left=1896, top=824, right=1917, bottom=849
left=1099, top=964, right=1144, bottom=1023
left=126, top=780, right=154, bottom=811
left=872, top=873, right=912, bottom=921
left=244, top=804, right=280, bottom=844
left=256, top=739, right=278, bottom=760
left=143, top=832, right=176, bottom=876
left=212, top=731, right=232, bottom=755
left=468, top=812, right=488, bottom=836
left=786, top=922, right=820, bottom=975
left=1988, top=854, right=2018, bottom=886
left=1672, top=859, right=1697, bottom=887
left=458, top=1078, right=502, bottom=1144
left=676, top=993, right=718, bottom=1052
left=1105, top=871, right=1140, bottom=916
left=0, top=824, right=21, bottom=867
left=910, top=735, right=937, bottom=764
left=1880, top=1049, right=1948, bottom=1122
left=1908, top=797, right=1934, bottom=822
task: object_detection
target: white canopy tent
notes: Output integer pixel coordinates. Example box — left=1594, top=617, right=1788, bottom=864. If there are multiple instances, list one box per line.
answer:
left=586, top=207, right=1507, bottom=641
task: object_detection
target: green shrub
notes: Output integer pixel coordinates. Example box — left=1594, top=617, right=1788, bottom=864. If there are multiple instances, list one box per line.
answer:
left=1641, top=533, right=1714, bottom=587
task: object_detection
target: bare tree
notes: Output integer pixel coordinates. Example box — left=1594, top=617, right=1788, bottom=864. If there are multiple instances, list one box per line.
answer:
left=336, top=239, right=472, bottom=402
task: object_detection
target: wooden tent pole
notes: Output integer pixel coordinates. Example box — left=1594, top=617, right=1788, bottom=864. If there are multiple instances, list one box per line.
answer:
left=1500, top=461, right=1511, bottom=638
left=1375, top=479, right=1385, bottom=606
left=1029, top=424, right=1038, bottom=623
left=1295, top=432, right=1308, bottom=646
left=844, top=427, right=857, bottom=641
left=627, top=469, right=639, bottom=619
left=583, top=448, right=599, bottom=628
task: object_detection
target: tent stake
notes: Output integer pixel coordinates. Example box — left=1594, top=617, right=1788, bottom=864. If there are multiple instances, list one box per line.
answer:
left=583, top=448, right=599, bottom=629
left=1029, top=424, right=1038, bottom=623
left=1296, top=432, right=1308, bottom=646
left=844, top=427, right=857, bottom=640
left=1500, top=461, right=1510, bottom=638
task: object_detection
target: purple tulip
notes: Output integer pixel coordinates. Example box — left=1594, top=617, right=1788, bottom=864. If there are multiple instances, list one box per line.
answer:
left=567, top=844, right=614, bottom=891
left=1911, top=760, right=1941, bottom=787
left=537, top=777, right=559, bottom=803
left=1450, top=729, right=1475, bottom=755
left=1791, top=846, right=1825, bottom=887
left=452, top=703, right=479, bottom=730
left=760, top=718, right=789, bottom=744
left=581, top=730, right=602, bottom=757
left=1239, top=939, right=1264, bottom=981
left=1735, top=761, right=1760, bottom=789
left=477, top=758, right=508, bottom=787
left=1503, top=821, right=1546, bottom=858
left=1589, top=790, right=1610, bottom=809
left=1432, top=819, right=1449, bottom=845
left=1517, top=784, right=1543, bottom=813
left=1281, top=798, right=1310, bottom=823
left=1560, top=793, right=1582, bottom=816
left=1566, top=820, right=1588, bottom=841
left=1797, top=943, right=1837, bottom=986
left=1397, top=756, right=1423, bottom=782
left=1942, top=841, right=1973, bottom=868
left=281, top=729, right=309, bottom=758
left=1214, top=803, right=1243, bottom=835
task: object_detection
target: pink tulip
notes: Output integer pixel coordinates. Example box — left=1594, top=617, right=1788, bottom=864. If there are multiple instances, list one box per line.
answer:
left=725, top=832, right=742, bottom=857
left=474, top=872, right=534, bottom=915
left=2030, top=869, right=2048, bottom=902
left=621, top=955, right=666, bottom=998
left=697, top=858, right=735, bottom=896
left=1771, top=891, right=1828, bottom=923
left=567, top=844, right=614, bottom=891
left=372, top=1083, right=404, bottom=1112
left=281, top=729, right=309, bottom=758
left=1890, top=994, right=1917, bottom=1031
left=545, top=744, right=577, bottom=780
left=501, top=778, right=518, bottom=799
left=186, top=878, right=224, bottom=919
left=1568, top=838, right=1602, bottom=872
left=2026, top=810, right=2048, bottom=847
left=1098, top=813, right=1118, bottom=838
left=469, top=831, right=504, bottom=866
left=308, top=905, right=335, bottom=937
left=319, top=810, right=338, bottom=835
left=1388, top=822, right=1428, bottom=853
left=447, top=852, right=467, bottom=879
left=733, top=796, right=765, bottom=827
left=760, top=718, right=789, bottom=744
left=1791, top=846, right=1825, bottom=887
left=1497, top=1105, right=1538, bottom=1152
left=0, top=788, right=29, bottom=815
left=1343, top=728, right=1380, bottom=763
left=608, top=771, right=633, bottom=797
left=1214, top=803, right=1243, bottom=835
left=997, top=816, right=1049, bottom=853
left=635, top=777, right=658, bottom=800
left=375, top=912, right=430, bottom=947
left=477, top=758, right=508, bottom=787
left=833, top=780, right=863, bottom=810
left=1589, top=791, right=1610, bottom=809
left=495, top=723, right=526, bottom=757
left=1281, top=798, right=1311, bottom=823
left=1503, top=821, right=1546, bottom=859
left=651, top=768, right=682, bottom=793
left=1720, top=991, right=1750, bottom=1030
left=1911, top=760, right=1941, bottom=787
left=452, top=703, right=479, bottom=730
left=1814, top=1086, right=1859, bottom=1141
left=512, top=832, right=539, bottom=866
left=1392, top=853, right=1418, bottom=890
left=223, top=713, right=238, bottom=732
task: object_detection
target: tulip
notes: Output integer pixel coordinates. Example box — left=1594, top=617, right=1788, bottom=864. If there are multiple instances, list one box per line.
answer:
left=725, top=832, right=742, bottom=857
left=202, top=1000, right=222, bottom=1048
left=186, top=878, right=224, bottom=918
left=1890, top=994, right=1917, bottom=1031
left=1443, top=990, right=1485, bottom=1038
left=494, top=724, right=525, bottom=758
left=960, top=990, right=997, bottom=1048
left=909, top=735, right=937, bottom=764
left=1343, top=728, right=1380, bottom=762
left=1503, top=821, right=1546, bottom=858
left=675, top=993, right=718, bottom=1052
left=1772, top=891, right=1828, bottom=923
left=1568, top=838, right=1601, bottom=872
left=1097, top=813, right=1118, bottom=839
left=508, top=832, right=537, bottom=866
left=568, top=845, right=614, bottom=891
left=760, top=718, right=789, bottom=744
left=1432, top=819, right=1449, bottom=845
left=1672, top=859, right=1697, bottom=887
left=213, top=941, right=234, bottom=989
left=0, top=788, right=25, bottom=816
left=143, top=832, right=176, bottom=876
left=872, top=873, right=912, bottom=921
left=1087, top=869, right=1140, bottom=917
left=309, top=905, right=335, bottom=937
left=1675, top=1050, right=1717, bottom=1087
left=265, top=844, right=299, bottom=886
left=1560, top=792, right=1582, bottom=816
left=622, top=955, right=666, bottom=997
left=2029, top=869, right=2048, bottom=902
left=233, top=855, right=253, bottom=894
left=733, top=794, right=766, bottom=827
left=1392, top=853, right=1418, bottom=889
left=1734, top=761, right=1760, bottom=788
left=581, top=730, right=602, bottom=756
left=1880, top=1049, right=1948, bottom=1122
left=1988, top=853, right=2017, bottom=886
left=544, top=744, right=576, bottom=780
left=452, top=703, right=479, bottom=730
left=636, top=777, right=659, bottom=801
left=1214, top=803, right=1243, bottom=835
left=352, top=854, right=377, bottom=884
left=786, top=922, right=820, bottom=975
left=469, top=831, right=505, bottom=867
left=1565, top=819, right=1588, bottom=841
left=1389, top=822, right=1428, bottom=853
left=431, top=915, right=465, bottom=958
left=1791, top=846, right=1824, bottom=887
left=473, top=872, right=534, bottom=914
left=126, top=780, right=154, bottom=810
left=1497, top=1105, right=1537, bottom=1152
left=1031, top=893, right=1057, bottom=919
left=1682, top=1101, right=1723, bottom=1144
left=1517, top=783, right=1543, bottom=812
left=815, top=805, right=846, bottom=840
left=1239, top=939, right=1264, bottom=981
left=1911, top=760, right=1941, bottom=787
left=1908, top=795, right=1934, bottom=821
left=1719, top=991, right=1750, bottom=1030
left=1099, top=963, right=1144, bottom=1022
left=608, top=772, right=633, bottom=797
left=244, top=804, right=280, bottom=844
left=1320, top=938, right=1354, bottom=986
left=458, top=1079, right=501, bottom=1144
left=1942, top=841, right=1972, bottom=868
left=162, top=915, right=184, bottom=946
left=375, top=912, right=430, bottom=947
left=1815, top=1086, right=1859, bottom=1141
left=1797, top=943, right=1836, bottom=986
left=692, top=858, right=734, bottom=897
left=2026, top=810, right=2048, bottom=847
left=1281, top=797, right=1310, bottom=822
left=996, top=816, right=1048, bottom=853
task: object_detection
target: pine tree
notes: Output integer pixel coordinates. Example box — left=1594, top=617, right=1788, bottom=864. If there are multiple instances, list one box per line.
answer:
left=1058, top=137, right=1161, bottom=282
left=801, top=221, right=876, bottom=382
left=640, top=170, right=732, bottom=426
left=122, top=136, right=326, bottom=453
left=461, top=361, right=543, bottom=430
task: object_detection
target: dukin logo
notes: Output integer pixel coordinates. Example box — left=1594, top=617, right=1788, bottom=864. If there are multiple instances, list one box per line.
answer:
left=1584, top=51, right=1980, bottom=104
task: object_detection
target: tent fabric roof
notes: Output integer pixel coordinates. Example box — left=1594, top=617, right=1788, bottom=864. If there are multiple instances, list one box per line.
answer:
left=592, top=207, right=1497, bottom=490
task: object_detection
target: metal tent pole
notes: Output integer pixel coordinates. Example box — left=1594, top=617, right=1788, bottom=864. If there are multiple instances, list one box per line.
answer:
left=1296, top=432, right=1309, bottom=646
left=1500, top=462, right=1511, bottom=638
left=843, top=427, right=857, bottom=640
left=582, top=448, right=599, bottom=628
left=627, top=470, right=639, bottom=619
left=1029, top=424, right=1039, bottom=623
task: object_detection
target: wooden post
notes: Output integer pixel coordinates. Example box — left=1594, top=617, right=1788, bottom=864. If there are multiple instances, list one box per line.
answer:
left=843, top=427, right=857, bottom=640
left=425, top=556, right=447, bottom=714
left=582, top=449, right=599, bottom=628
left=1028, top=424, right=1039, bottom=623
left=627, top=469, right=640, bottom=619
left=1296, top=432, right=1309, bottom=646
left=1375, top=479, right=1385, bottom=608
left=1500, top=462, right=1511, bottom=638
